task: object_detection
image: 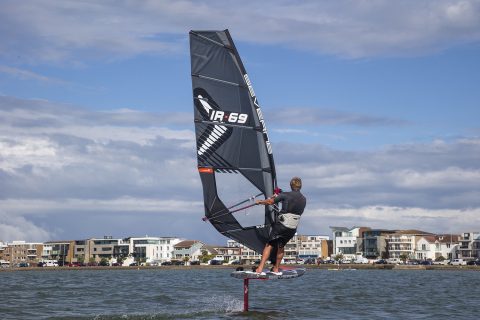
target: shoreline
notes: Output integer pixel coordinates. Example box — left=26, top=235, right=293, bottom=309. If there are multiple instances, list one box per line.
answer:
left=2, top=263, right=479, bottom=272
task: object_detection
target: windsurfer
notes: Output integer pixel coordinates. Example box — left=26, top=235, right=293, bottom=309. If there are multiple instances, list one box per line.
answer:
left=255, top=177, right=306, bottom=275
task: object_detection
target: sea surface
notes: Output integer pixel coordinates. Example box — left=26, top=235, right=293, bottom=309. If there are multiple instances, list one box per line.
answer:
left=1, top=268, right=478, bottom=319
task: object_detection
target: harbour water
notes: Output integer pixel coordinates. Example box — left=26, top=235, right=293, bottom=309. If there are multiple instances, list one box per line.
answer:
left=1, top=268, right=478, bottom=319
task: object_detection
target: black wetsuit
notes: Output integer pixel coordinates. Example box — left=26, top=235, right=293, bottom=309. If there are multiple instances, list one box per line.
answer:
left=269, top=190, right=306, bottom=247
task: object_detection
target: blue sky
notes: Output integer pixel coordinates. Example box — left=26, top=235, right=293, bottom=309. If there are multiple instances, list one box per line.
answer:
left=1, top=0, right=479, bottom=244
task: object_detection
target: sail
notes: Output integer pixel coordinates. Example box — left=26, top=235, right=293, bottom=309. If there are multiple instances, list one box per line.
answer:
left=189, top=30, right=277, bottom=255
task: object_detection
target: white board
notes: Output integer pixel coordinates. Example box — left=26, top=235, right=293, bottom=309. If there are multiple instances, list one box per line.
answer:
left=231, top=268, right=306, bottom=280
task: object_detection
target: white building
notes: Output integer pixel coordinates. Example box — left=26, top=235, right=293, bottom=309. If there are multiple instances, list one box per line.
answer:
left=457, top=232, right=480, bottom=261
left=387, top=230, right=434, bottom=260
left=227, top=240, right=261, bottom=263
left=127, top=237, right=183, bottom=263
left=331, top=226, right=370, bottom=260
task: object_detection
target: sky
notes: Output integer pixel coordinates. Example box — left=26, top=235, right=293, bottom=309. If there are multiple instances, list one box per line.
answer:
left=0, top=0, right=479, bottom=245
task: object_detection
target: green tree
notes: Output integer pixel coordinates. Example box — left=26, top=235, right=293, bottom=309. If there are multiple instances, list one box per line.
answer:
left=435, top=256, right=445, bottom=262
left=200, top=250, right=215, bottom=263
left=399, top=253, right=409, bottom=264
left=99, top=257, right=109, bottom=266
left=334, top=253, right=344, bottom=264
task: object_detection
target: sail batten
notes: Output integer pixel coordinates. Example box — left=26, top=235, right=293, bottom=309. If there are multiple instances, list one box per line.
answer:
left=190, top=29, right=277, bottom=255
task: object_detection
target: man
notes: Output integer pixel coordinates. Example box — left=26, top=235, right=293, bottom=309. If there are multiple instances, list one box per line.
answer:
left=255, top=177, right=306, bottom=275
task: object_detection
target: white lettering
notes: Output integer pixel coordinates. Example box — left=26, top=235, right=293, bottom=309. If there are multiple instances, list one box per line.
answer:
left=212, top=111, right=224, bottom=122
left=238, top=114, right=248, bottom=124
left=228, top=112, right=238, bottom=122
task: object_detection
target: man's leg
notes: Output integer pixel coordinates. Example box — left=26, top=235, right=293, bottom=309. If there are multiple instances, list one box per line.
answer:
left=273, top=246, right=284, bottom=272
left=255, top=243, right=273, bottom=273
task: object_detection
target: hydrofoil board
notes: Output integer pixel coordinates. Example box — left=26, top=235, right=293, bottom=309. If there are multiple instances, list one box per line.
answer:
left=231, top=268, right=306, bottom=280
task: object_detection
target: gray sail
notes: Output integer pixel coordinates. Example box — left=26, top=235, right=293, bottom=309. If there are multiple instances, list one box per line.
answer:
left=189, top=30, right=277, bottom=255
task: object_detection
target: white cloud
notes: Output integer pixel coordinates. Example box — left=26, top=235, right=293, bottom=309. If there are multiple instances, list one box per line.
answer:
left=1, top=95, right=479, bottom=241
left=300, top=206, right=480, bottom=235
left=0, top=211, right=52, bottom=242
left=1, top=0, right=479, bottom=64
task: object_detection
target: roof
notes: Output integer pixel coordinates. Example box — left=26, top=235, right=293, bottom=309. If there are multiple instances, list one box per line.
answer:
left=174, top=240, right=202, bottom=249
left=436, top=234, right=460, bottom=243
left=202, top=245, right=218, bottom=255
left=418, top=235, right=436, bottom=243
left=393, top=229, right=433, bottom=235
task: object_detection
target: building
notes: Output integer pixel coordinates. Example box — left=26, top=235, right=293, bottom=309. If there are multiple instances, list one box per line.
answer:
left=359, top=229, right=396, bottom=259
left=3, top=241, right=45, bottom=266
left=227, top=240, right=261, bottom=264
left=213, top=245, right=241, bottom=262
left=44, top=240, right=75, bottom=265
left=173, top=240, right=206, bottom=262
left=387, top=230, right=433, bottom=259
left=294, top=234, right=330, bottom=261
left=125, top=237, right=183, bottom=263
left=433, top=235, right=459, bottom=260
left=457, top=232, right=480, bottom=261
left=331, top=226, right=370, bottom=260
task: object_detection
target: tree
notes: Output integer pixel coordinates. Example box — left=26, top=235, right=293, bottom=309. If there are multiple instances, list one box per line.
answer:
left=99, top=257, right=109, bottom=266
left=399, top=253, right=409, bottom=264
left=200, top=250, right=214, bottom=263
left=183, top=256, right=190, bottom=265
left=334, top=253, right=344, bottom=264
left=435, top=256, right=445, bottom=262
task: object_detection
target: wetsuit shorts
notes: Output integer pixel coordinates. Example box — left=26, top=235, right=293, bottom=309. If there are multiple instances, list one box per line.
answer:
left=268, top=221, right=296, bottom=248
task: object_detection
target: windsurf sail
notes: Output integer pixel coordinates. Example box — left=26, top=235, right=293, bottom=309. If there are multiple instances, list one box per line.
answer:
left=189, top=29, right=277, bottom=256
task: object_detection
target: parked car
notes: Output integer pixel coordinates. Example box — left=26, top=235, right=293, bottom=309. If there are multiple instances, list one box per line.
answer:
left=161, top=261, right=172, bottom=266
left=374, top=259, right=388, bottom=264
left=420, top=260, right=433, bottom=265
left=129, top=262, right=139, bottom=267
left=466, top=260, right=480, bottom=266
left=449, top=259, right=467, bottom=266
left=303, top=258, right=316, bottom=265
left=209, top=259, right=223, bottom=265
left=190, top=260, right=200, bottom=265
left=229, top=260, right=241, bottom=265
left=18, top=262, right=29, bottom=267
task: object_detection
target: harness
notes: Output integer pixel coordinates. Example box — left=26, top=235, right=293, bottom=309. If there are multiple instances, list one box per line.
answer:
left=278, top=213, right=301, bottom=229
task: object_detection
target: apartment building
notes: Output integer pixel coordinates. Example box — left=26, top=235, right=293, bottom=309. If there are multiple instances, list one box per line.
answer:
left=173, top=240, right=206, bottom=261
left=3, top=241, right=44, bottom=266
left=295, top=234, right=330, bottom=261
left=359, top=229, right=396, bottom=259
left=213, top=245, right=241, bottom=262
left=457, top=232, right=480, bottom=261
left=227, top=240, right=261, bottom=263
left=387, top=230, right=433, bottom=259
left=44, top=240, right=75, bottom=265
left=331, top=226, right=370, bottom=260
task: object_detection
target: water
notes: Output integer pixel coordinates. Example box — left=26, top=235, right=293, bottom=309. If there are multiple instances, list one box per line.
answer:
left=1, top=268, right=478, bottom=319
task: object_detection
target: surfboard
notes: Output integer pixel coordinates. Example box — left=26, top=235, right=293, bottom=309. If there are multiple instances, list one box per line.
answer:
left=231, top=268, right=306, bottom=280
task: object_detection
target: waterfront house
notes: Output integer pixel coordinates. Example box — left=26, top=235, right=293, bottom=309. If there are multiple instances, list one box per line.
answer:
left=359, top=229, right=397, bottom=260
left=331, top=226, right=370, bottom=261
left=44, top=240, right=75, bottom=265
left=2, top=241, right=45, bottom=266
left=294, top=234, right=330, bottom=262
left=213, top=245, right=241, bottom=262
left=227, top=240, right=261, bottom=264
left=457, top=232, right=480, bottom=261
left=387, top=230, right=433, bottom=260
left=173, top=240, right=206, bottom=262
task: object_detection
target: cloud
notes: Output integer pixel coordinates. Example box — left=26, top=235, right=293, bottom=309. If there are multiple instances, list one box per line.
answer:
left=300, top=206, right=480, bottom=235
left=1, top=95, right=479, bottom=241
left=0, top=211, right=52, bottom=242
left=0, top=65, right=68, bottom=84
left=1, top=0, right=480, bottom=64
left=266, top=107, right=408, bottom=127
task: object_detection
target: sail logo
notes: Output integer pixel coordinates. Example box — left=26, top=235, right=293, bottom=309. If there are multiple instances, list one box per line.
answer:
left=244, top=74, right=273, bottom=155
left=209, top=110, right=248, bottom=124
